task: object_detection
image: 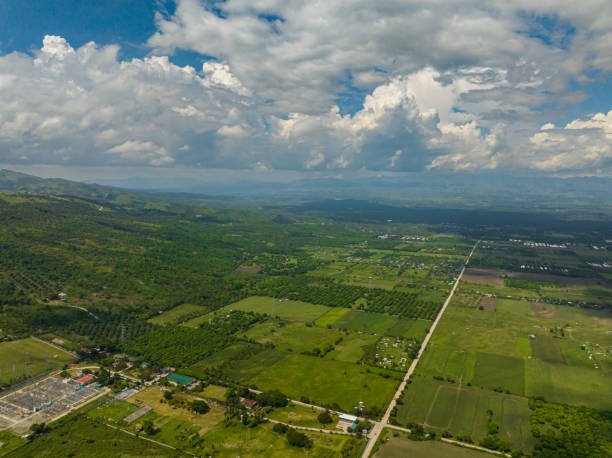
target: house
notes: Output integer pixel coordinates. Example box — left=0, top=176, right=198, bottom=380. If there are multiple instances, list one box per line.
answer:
left=528, top=334, right=536, bottom=339
left=166, top=372, right=196, bottom=386
left=75, top=374, right=94, bottom=385
left=339, top=413, right=358, bottom=423
left=239, top=397, right=257, bottom=409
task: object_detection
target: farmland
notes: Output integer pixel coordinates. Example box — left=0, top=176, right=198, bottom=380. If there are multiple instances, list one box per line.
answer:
left=393, top=237, right=612, bottom=455
left=217, top=296, right=330, bottom=322
left=374, top=429, right=491, bottom=458
left=1, top=180, right=612, bottom=456
left=0, top=338, right=74, bottom=384
left=239, top=352, right=401, bottom=412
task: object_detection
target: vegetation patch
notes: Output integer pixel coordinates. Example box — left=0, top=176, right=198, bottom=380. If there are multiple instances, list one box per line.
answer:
left=0, top=337, right=74, bottom=385
left=333, top=310, right=397, bottom=334
left=221, top=296, right=330, bottom=322
left=314, top=307, right=350, bottom=327
left=148, top=304, right=209, bottom=326
left=530, top=335, right=565, bottom=364
left=250, top=353, right=400, bottom=414
left=471, top=352, right=525, bottom=395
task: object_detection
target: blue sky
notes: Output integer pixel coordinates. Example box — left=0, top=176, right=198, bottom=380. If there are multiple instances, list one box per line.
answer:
left=0, top=0, right=611, bottom=178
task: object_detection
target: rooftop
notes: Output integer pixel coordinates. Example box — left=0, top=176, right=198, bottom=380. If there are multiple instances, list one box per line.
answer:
left=167, top=372, right=196, bottom=385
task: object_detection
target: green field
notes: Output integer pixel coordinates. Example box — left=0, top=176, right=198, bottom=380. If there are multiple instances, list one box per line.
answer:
left=198, top=384, right=228, bottom=402
left=247, top=352, right=400, bottom=413
left=242, top=321, right=344, bottom=353
left=315, top=307, right=350, bottom=327
left=222, top=349, right=288, bottom=382
left=16, top=416, right=180, bottom=457
left=148, top=303, right=209, bottom=325
left=87, top=398, right=139, bottom=423
left=374, top=430, right=492, bottom=458
left=218, top=296, right=330, bottom=322
left=525, top=359, right=612, bottom=409
left=333, top=310, right=397, bottom=334
left=266, top=403, right=339, bottom=430
left=417, top=346, right=476, bottom=381
left=188, top=342, right=254, bottom=372
left=0, top=338, right=74, bottom=384
left=324, top=332, right=378, bottom=363
left=0, top=430, right=25, bottom=455
left=200, top=420, right=362, bottom=457
left=471, top=352, right=525, bottom=395
left=531, top=335, right=565, bottom=363
left=398, top=376, right=534, bottom=451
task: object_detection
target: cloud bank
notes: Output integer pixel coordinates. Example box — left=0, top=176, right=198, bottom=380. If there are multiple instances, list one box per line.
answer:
left=1, top=1, right=612, bottom=175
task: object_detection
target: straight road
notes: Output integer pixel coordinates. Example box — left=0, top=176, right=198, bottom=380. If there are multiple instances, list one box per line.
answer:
left=360, top=241, right=479, bottom=458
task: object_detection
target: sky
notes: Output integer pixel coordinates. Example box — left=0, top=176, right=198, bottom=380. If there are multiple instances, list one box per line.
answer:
left=1, top=0, right=612, bottom=182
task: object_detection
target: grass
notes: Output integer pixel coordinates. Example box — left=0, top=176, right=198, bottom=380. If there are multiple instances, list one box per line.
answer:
left=471, top=352, right=525, bottom=395
left=315, top=307, right=350, bottom=327
left=496, top=299, right=531, bottom=316
left=417, top=346, right=476, bottom=381
left=0, top=430, right=25, bottom=455
left=16, top=415, right=180, bottom=457
left=87, top=398, right=139, bottom=423
left=398, top=376, right=534, bottom=451
left=200, top=420, right=361, bottom=457
left=324, top=333, right=378, bottom=363
left=525, top=359, right=612, bottom=410
left=531, top=335, right=565, bottom=363
left=0, top=337, right=74, bottom=384
left=374, top=432, right=491, bottom=457
left=217, top=296, right=330, bottom=322
left=198, top=384, right=227, bottom=402
left=333, top=310, right=397, bottom=334
left=188, top=342, right=254, bottom=372
left=426, top=386, right=458, bottom=429
left=242, top=321, right=344, bottom=353
left=514, top=337, right=532, bottom=358
left=266, top=403, right=339, bottom=430
left=148, top=303, right=208, bottom=325
left=249, top=352, right=400, bottom=413
left=222, top=349, right=288, bottom=382
left=127, top=386, right=226, bottom=434
left=385, top=319, right=431, bottom=340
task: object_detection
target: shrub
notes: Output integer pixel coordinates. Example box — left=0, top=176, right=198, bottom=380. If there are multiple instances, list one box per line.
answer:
left=317, top=411, right=333, bottom=424
left=273, top=423, right=288, bottom=434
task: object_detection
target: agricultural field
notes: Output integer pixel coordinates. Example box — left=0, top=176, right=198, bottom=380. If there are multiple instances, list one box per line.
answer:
left=148, top=303, right=209, bottom=326
left=234, top=351, right=401, bottom=413
left=15, top=415, right=181, bottom=457
left=397, top=376, right=535, bottom=451
left=87, top=387, right=359, bottom=457
left=0, top=430, right=25, bottom=455
left=0, top=338, right=74, bottom=384
left=374, top=430, right=491, bottom=458
left=216, top=296, right=330, bottom=322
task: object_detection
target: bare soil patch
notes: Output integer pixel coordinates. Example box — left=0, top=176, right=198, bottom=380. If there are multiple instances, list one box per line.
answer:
left=463, top=268, right=505, bottom=286
left=477, top=296, right=498, bottom=311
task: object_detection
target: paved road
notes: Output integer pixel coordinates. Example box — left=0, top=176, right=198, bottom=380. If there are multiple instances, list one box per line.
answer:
left=360, top=241, right=479, bottom=458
